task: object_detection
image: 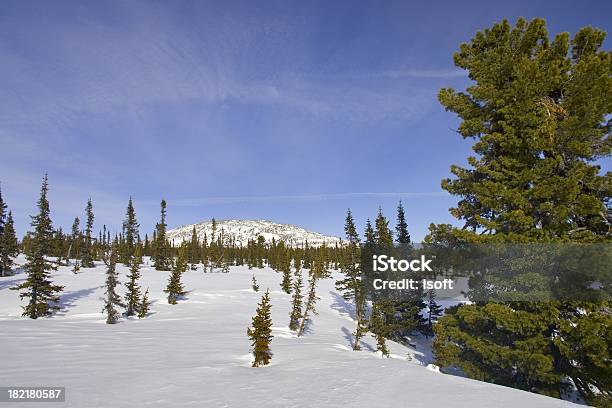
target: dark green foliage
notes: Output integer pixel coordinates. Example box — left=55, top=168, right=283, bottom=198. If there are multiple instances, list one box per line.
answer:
left=395, top=201, right=411, bottom=245
left=102, top=247, right=124, bottom=324
left=370, top=301, right=391, bottom=357
left=374, top=207, right=393, bottom=249
left=431, top=18, right=612, bottom=405
left=335, top=209, right=367, bottom=350
left=251, top=274, right=259, bottom=292
left=280, top=250, right=292, bottom=294
left=298, top=253, right=325, bottom=336
left=0, top=211, right=18, bottom=276
left=165, top=245, right=187, bottom=304
left=138, top=288, right=150, bottom=318
left=81, top=198, right=95, bottom=268
left=154, top=200, right=170, bottom=270
left=12, top=175, right=64, bottom=318
left=120, top=197, right=139, bottom=265
left=289, top=266, right=303, bottom=331
left=247, top=289, right=273, bottom=367
left=124, top=243, right=143, bottom=316
left=70, top=217, right=81, bottom=271
left=423, top=289, right=443, bottom=337
left=189, top=225, right=199, bottom=269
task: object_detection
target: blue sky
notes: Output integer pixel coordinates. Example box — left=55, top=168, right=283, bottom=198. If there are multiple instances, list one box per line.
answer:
left=1, top=0, right=610, bottom=241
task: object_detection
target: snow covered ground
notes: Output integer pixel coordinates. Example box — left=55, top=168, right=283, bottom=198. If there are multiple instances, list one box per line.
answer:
left=1, top=255, right=579, bottom=407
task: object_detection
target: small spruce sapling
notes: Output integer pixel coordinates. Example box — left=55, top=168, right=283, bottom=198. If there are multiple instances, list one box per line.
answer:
left=247, top=289, right=273, bottom=367
left=138, top=288, right=150, bottom=318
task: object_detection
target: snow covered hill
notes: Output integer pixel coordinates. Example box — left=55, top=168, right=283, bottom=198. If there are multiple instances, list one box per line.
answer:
left=0, top=256, right=578, bottom=408
left=167, top=219, right=342, bottom=248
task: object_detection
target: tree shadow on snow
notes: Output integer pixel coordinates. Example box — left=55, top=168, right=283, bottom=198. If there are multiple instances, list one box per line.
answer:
left=329, top=291, right=357, bottom=320
left=0, top=271, right=26, bottom=290
left=56, top=286, right=103, bottom=315
left=340, top=326, right=376, bottom=352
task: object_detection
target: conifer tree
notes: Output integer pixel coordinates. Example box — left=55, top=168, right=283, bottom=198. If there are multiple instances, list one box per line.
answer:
left=0, top=184, right=8, bottom=276
left=247, top=289, right=273, bottom=367
left=288, top=267, right=303, bottom=331
left=81, top=198, right=95, bottom=268
left=280, top=250, right=292, bottom=294
left=251, top=274, right=259, bottom=292
left=395, top=201, right=411, bottom=245
left=0, top=184, right=6, bottom=239
left=154, top=200, right=170, bottom=270
left=297, top=255, right=322, bottom=336
left=12, top=175, right=63, bottom=318
left=124, top=243, right=143, bottom=316
left=374, top=207, right=393, bottom=249
left=335, top=209, right=366, bottom=350
left=102, top=247, right=124, bottom=324
left=423, top=289, right=443, bottom=338
left=69, top=217, right=81, bottom=271
left=121, top=197, right=139, bottom=265
left=189, top=225, right=199, bottom=270
left=138, top=288, right=150, bottom=318
left=0, top=211, right=18, bottom=276
left=364, top=219, right=375, bottom=245
left=370, top=301, right=391, bottom=357
left=165, top=245, right=187, bottom=304
left=431, top=18, right=612, bottom=404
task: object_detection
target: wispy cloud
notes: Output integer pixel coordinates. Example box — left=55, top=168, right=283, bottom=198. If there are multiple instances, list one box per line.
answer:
left=136, top=192, right=450, bottom=207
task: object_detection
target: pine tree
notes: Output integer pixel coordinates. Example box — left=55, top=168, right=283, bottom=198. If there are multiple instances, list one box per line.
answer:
left=189, top=225, right=199, bottom=270
left=12, top=175, right=63, bottom=318
left=280, top=250, right=292, bottom=294
left=0, top=184, right=7, bottom=276
left=124, top=243, right=143, bottom=316
left=370, top=301, right=391, bottom=357
left=335, top=209, right=366, bottom=350
left=395, top=201, right=411, bottom=245
left=69, top=217, right=81, bottom=272
left=102, top=247, right=124, bottom=324
left=0, top=211, right=18, bottom=276
left=165, top=245, right=187, bottom=304
left=251, top=274, right=259, bottom=292
left=431, top=19, right=612, bottom=404
left=297, top=257, right=322, bottom=336
left=423, top=289, right=443, bottom=337
left=154, top=200, right=169, bottom=270
left=364, top=219, right=375, bottom=245
left=138, top=288, right=150, bottom=318
left=81, top=198, right=95, bottom=268
left=374, top=207, right=393, bottom=249
left=288, top=267, right=303, bottom=331
left=247, top=289, right=273, bottom=367
left=120, top=197, right=139, bottom=265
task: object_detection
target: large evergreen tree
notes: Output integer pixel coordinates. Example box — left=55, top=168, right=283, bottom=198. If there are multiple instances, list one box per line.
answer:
left=395, top=201, right=411, bottom=245
left=12, top=175, right=64, bottom=318
left=69, top=217, right=81, bottom=271
left=247, top=289, right=273, bottom=367
left=165, top=245, right=187, bottom=304
left=288, top=265, right=303, bottom=331
left=81, top=198, right=95, bottom=268
left=102, top=247, right=124, bottom=324
left=120, top=197, right=139, bottom=265
left=0, top=211, right=18, bottom=276
left=124, top=243, right=143, bottom=316
left=431, top=18, right=611, bottom=405
left=335, top=209, right=367, bottom=350
left=154, top=200, right=170, bottom=270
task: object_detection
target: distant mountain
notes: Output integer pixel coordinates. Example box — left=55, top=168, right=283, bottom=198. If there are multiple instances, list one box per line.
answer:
left=167, top=219, right=342, bottom=248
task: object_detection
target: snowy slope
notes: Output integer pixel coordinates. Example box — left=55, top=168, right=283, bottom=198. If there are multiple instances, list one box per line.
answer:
left=0, top=256, right=579, bottom=408
left=167, top=219, right=342, bottom=248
